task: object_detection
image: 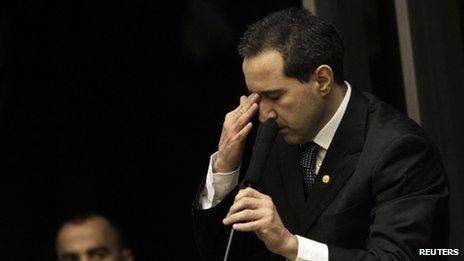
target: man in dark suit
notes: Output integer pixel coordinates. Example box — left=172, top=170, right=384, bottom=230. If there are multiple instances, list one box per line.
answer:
left=192, top=8, right=448, bottom=260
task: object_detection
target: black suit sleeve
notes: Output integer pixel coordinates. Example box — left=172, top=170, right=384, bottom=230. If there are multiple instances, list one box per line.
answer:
left=329, top=134, right=449, bottom=261
left=192, top=182, right=237, bottom=260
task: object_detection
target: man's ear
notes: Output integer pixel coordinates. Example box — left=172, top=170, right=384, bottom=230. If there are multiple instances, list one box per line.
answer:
left=314, top=65, right=334, bottom=97
left=122, top=249, right=134, bottom=261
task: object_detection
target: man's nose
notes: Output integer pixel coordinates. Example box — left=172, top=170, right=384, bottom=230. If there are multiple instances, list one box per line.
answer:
left=259, top=101, right=276, bottom=122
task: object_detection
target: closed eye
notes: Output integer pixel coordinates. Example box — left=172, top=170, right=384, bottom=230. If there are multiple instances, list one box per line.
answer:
left=263, top=90, right=283, bottom=100
left=267, top=94, right=281, bottom=100
left=87, top=246, right=110, bottom=259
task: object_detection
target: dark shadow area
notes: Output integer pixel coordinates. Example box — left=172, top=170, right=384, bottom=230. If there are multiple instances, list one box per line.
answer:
left=0, top=0, right=300, bottom=260
left=364, top=0, right=405, bottom=113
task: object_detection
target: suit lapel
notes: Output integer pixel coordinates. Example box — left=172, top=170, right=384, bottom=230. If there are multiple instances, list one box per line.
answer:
left=300, top=150, right=361, bottom=233
left=299, top=89, right=368, bottom=233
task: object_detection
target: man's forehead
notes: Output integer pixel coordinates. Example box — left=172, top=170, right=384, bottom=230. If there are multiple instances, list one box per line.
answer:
left=242, top=50, right=284, bottom=75
left=57, top=218, right=113, bottom=251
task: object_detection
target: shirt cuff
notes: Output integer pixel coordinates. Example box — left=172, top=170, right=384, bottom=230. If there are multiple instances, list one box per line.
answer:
left=199, top=152, right=240, bottom=209
left=295, top=235, right=328, bottom=261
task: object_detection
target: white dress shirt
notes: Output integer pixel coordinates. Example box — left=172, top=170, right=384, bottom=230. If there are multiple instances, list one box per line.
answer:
left=199, top=82, right=352, bottom=260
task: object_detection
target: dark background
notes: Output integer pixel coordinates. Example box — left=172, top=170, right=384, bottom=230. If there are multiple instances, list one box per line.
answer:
left=1, top=0, right=463, bottom=260
left=0, top=0, right=301, bottom=260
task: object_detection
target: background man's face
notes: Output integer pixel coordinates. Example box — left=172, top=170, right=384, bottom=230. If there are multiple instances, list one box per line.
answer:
left=56, top=216, right=131, bottom=261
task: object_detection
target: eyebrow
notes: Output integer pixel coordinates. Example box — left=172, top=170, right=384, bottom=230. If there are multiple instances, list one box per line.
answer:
left=87, top=246, right=110, bottom=255
left=249, top=89, right=284, bottom=95
left=60, top=252, right=78, bottom=260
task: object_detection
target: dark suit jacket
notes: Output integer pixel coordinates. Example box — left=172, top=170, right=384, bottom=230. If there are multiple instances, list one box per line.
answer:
left=192, top=89, right=449, bottom=260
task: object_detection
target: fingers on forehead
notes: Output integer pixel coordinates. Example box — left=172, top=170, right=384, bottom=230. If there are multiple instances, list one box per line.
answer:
left=237, top=95, right=253, bottom=111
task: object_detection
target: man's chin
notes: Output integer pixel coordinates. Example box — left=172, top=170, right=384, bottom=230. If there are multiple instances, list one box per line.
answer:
left=280, top=132, right=301, bottom=145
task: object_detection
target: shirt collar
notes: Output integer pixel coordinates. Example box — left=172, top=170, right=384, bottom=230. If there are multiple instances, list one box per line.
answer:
left=313, top=81, right=352, bottom=150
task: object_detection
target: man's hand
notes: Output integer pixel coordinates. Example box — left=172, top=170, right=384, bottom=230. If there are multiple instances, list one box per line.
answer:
left=213, top=93, right=260, bottom=173
left=223, top=187, right=298, bottom=260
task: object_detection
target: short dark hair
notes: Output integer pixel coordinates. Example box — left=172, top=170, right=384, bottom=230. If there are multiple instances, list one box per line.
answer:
left=238, top=8, right=345, bottom=85
left=56, top=212, right=128, bottom=249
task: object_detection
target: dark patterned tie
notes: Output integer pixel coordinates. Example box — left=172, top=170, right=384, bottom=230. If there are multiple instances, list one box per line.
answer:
left=299, top=142, right=319, bottom=198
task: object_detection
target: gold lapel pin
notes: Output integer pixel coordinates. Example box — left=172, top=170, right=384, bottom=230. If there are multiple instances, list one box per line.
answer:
left=322, top=175, right=330, bottom=184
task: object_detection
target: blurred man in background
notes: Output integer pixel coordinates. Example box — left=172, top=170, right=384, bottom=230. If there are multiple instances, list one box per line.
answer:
left=56, top=213, right=133, bottom=261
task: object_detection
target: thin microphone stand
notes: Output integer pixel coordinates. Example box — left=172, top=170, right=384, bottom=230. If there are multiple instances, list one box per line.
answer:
left=223, top=228, right=235, bottom=261
left=222, top=119, right=278, bottom=261
left=223, top=181, right=256, bottom=261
